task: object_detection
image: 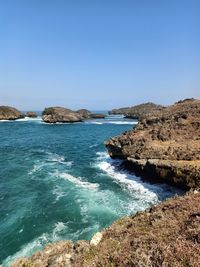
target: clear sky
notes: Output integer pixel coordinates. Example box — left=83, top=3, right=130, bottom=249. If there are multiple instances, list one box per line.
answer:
left=0, top=0, right=199, bottom=110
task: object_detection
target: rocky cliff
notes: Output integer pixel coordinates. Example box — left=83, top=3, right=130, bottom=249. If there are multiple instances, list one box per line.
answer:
left=0, top=106, right=23, bottom=120
left=106, top=98, right=200, bottom=189
left=109, top=102, right=165, bottom=119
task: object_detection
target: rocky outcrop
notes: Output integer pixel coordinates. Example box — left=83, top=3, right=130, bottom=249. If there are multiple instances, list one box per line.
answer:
left=26, top=112, right=37, bottom=118
left=76, top=109, right=92, bottom=119
left=109, top=102, right=165, bottom=119
left=106, top=98, right=200, bottom=189
left=42, top=107, right=82, bottom=123
left=42, top=107, right=106, bottom=123
left=11, top=191, right=200, bottom=267
left=90, top=113, right=106, bottom=119
left=0, top=106, right=23, bottom=120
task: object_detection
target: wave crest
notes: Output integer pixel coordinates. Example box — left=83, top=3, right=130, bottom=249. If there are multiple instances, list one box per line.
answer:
left=55, top=172, right=99, bottom=190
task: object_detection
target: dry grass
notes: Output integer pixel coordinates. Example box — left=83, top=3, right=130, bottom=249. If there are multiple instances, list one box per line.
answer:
left=78, top=191, right=200, bottom=267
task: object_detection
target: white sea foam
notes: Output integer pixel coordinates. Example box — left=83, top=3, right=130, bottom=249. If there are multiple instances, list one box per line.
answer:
left=78, top=189, right=124, bottom=221
left=52, top=185, right=66, bottom=201
left=3, top=219, right=103, bottom=267
left=95, top=153, right=182, bottom=204
left=28, top=151, right=73, bottom=176
left=0, top=117, right=42, bottom=123
left=3, top=233, right=49, bottom=266
left=52, top=222, right=68, bottom=238
left=56, top=172, right=99, bottom=189
left=85, top=120, right=137, bottom=125
left=96, top=151, right=110, bottom=160
left=96, top=152, right=161, bottom=203
left=89, top=144, right=98, bottom=148
left=46, top=151, right=73, bottom=166
left=85, top=121, right=103, bottom=125
left=3, top=222, right=68, bottom=267
left=106, top=121, right=137, bottom=125
left=97, top=160, right=158, bottom=200
left=46, top=152, right=65, bottom=162
left=28, top=163, right=43, bottom=175
left=0, top=119, right=10, bottom=122
left=16, top=117, right=42, bottom=122
left=43, top=121, right=81, bottom=125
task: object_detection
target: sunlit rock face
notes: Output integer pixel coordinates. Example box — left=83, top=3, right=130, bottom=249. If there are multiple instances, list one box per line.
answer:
left=42, top=107, right=82, bottom=123
left=0, top=106, right=23, bottom=120
left=106, top=99, right=200, bottom=189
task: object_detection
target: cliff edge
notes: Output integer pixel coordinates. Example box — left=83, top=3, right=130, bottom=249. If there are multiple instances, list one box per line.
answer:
left=106, top=98, right=200, bottom=189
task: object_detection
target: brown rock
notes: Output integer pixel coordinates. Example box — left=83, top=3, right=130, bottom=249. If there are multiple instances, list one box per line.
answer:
left=105, top=98, right=200, bottom=189
left=90, top=113, right=106, bottom=119
left=0, top=106, right=23, bottom=120
left=42, top=107, right=82, bottom=123
left=26, top=111, right=37, bottom=118
left=76, top=109, right=92, bottom=119
left=109, top=102, right=165, bottom=119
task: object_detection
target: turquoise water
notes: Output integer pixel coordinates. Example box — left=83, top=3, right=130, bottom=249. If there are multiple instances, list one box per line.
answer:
left=0, top=115, right=182, bottom=266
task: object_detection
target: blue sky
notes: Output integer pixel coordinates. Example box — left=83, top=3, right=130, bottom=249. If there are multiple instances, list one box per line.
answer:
left=0, top=0, right=199, bottom=110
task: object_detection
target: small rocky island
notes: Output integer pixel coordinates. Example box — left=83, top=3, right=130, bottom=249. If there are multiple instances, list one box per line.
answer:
left=26, top=112, right=37, bottom=118
left=42, top=107, right=107, bottom=123
left=42, top=107, right=83, bottom=123
left=11, top=98, right=200, bottom=267
left=90, top=113, right=106, bottom=119
left=0, top=106, right=23, bottom=120
left=109, top=102, right=165, bottom=119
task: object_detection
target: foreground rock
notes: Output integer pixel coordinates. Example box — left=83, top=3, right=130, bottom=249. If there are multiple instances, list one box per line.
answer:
left=42, top=107, right=82, bottom=123
left=11, top=191, right=200, bottom=267
left=106, top=98, right=200, bottom=189
left=110, top=102, right=165, bottom=119
left=26, top=111, right=37, bottom=118
left=0, top=106, right=23, bottom=120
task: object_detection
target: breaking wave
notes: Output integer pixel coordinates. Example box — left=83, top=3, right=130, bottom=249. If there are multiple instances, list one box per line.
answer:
left=54, top=172, right=99, bottom=190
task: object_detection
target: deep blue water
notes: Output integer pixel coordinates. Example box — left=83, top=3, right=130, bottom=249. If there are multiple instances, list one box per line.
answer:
left=0, top=115, right=182, bottom=266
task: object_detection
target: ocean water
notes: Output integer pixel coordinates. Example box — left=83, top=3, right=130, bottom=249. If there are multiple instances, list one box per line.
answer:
left=0, top=115, right=182, bottom=266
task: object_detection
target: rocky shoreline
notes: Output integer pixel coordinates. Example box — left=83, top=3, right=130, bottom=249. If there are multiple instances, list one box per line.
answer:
left=3, top=98, right=200, bottom=266
left=11, top=191, right=200, bottom=267
left=106, top=98, right=200, bottom=189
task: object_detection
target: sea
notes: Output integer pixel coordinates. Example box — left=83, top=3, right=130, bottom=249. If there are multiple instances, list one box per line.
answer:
left=0, top=113, right=183, bottom=266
